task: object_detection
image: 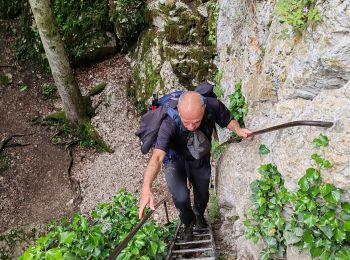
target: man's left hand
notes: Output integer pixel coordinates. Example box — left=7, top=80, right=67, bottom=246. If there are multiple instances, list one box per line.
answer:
left=236, top=128, right=253, bottom=139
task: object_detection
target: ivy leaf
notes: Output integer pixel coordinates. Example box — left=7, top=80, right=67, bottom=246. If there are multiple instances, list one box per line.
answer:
left=311, top=153, right=323, bottom=165
left=259, top=144, right=270, bottom=155
left=312, top=134, right=329, bottom=147
left=45, top=248, right=63, bottom=260
left=335, top=248, right=350, bottom=260
left=310, top=246, right=323, bottom=257
left=59, top=231, right=74, bottom=245
left=302, top=230, right=314, bottom=245
left=298, top=176, right=309, bottom=192
left=303, top=213, right=318, bottom=228
left=334, top=228, right=346, bottom=243
left=319, top=224, right=333, bottom=239
left=305, top=168, right=320, bottom=180
left=283, top=231, right=301, bottom=245
left=322, top=159, right=332, bottom=169
left=149, top=241, right=158, bottom=256
left=295, top=227, right=304, bottom=236
left=320, top=251, right=331, bottom=260
left=343, top=220, right=350, bottom=231
left=324, top=189, right=342, bottom=205
left=18, top=249, right=34, bottom=260
left=341, top=202, right=350, bottom=213
left=320, top=183, right=333, bottom=197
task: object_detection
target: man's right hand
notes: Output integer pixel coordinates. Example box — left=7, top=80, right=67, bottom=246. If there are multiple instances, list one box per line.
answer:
left=138, top=190, right=155, bottom=219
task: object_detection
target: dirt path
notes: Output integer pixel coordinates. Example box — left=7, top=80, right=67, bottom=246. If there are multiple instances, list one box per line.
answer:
left=0, top=19, right=79, bottom=232
left=72, top=54, right=176, bottom=223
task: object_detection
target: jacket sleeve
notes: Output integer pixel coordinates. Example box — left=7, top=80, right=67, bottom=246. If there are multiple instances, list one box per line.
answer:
left=154, top=117, right=176, bottom=152
left=210, top=99, right=234, bottom=127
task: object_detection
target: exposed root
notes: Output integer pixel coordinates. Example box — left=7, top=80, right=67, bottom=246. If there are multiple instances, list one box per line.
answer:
left=0, top=133, right=34, bottom=152
left=66, top=146, right=82, bottom=207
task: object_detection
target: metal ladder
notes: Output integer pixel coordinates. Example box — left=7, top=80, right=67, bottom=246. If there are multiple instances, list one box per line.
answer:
left=166, top=212, right=217, bottom=260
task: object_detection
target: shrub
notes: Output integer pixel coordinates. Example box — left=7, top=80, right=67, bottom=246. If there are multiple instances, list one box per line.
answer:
left=275, top=0, right=321, bottom=33
left=19, top=190, right=174, bottom=259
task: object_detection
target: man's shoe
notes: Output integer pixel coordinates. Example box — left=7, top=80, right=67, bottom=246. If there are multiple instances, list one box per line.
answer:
left=183, top=221, right=194, bottom=241
left=195, top=214, right=208, bottom=228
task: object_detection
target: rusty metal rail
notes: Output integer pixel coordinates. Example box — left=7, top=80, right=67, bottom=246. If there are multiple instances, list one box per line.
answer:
left=108, top=195, right=171, bottom=260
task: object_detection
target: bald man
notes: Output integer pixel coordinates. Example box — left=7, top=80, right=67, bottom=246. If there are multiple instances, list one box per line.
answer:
left=138, top=91, right=251, bottom=240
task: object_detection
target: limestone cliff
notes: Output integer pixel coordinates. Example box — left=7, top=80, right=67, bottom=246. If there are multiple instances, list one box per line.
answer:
left=215, top=0, right=350, bottom=258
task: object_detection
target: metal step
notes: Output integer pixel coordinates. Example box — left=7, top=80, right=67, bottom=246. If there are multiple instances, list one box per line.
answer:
left=175, top=239, right=211, bottom=246
left=172, top=247, right=213, bottom=254
left=166, top=211, right=217, bottom=260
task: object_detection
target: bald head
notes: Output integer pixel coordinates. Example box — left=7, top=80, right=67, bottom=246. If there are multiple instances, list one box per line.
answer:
left=178, top=91, right=205, bottom=131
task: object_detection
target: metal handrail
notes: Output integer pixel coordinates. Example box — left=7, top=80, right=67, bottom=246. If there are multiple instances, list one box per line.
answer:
left=108, top=195, right=171, bottom=260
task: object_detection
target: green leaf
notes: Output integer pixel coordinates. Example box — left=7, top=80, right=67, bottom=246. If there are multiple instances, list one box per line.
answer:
left=59, top=231, right=74, bottom=245
left=18, top=248, right=34, bottom=260
left=259, top=144, right=270, bottom=155
left=335, top=249, right=350, bottom=260
left=303, top=213, right=318, bottom=228
left=310, top=246, right=322, bottom=257
left=302, top=230, right=314, bottom=245
left=322, top=159, right=332, bottom=169
left=305, top=168, right=320, bottom=180
left=334, top=228, right=346, bottom=243
left=319, top=224, right=333, bottom=239
left=45, top=248, right=63, bottom=260
left=321, top=183, right=333, bottom=197
left=320, top=251, right=331, bottom=260
left=343, top=220, right=350, bottom=231
left=341, top=202, right=350, bottom=214
left=324, top=189, right=342, bottom=205
left=298, top=176, right=309, bottom=191
left=283, top=230, right=301, bottom=245
left=312, top=134, right=329, bottom=147
left=149, top=241, right=158, bottom=256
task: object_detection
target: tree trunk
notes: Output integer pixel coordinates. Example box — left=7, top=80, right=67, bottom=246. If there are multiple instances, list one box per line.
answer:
left=28, top=0, right=88, bottom=126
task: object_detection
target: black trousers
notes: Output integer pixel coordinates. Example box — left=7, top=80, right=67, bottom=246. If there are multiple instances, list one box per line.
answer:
left=163, top=156, right=211, bottom=225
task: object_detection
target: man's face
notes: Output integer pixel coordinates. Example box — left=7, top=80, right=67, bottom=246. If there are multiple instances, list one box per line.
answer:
left=179, top=108, right=204, bottom=132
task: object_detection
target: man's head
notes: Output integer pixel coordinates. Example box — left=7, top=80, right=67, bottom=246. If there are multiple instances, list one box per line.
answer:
left=178, top=91, right=205, bottom=131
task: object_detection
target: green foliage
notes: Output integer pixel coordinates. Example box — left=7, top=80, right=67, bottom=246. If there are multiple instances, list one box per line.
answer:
left=312, top=133, right=329, bottom=147
left=52, top=0, right=112, bottom=63
left=209, top=192, right=219, bottom=220
left=19, top=190, right=174, bottom=260
left=0, top=73, right=13, bottom=85
left=213, top=70, right=224, bottom=99
left=211, top=139, right=225, bottom=160
left=207, top=1, right=219, bottom=46
left=109, top=0, right=146, bottom=50
left=16, top=0, right=113, bottom=68
left=45, top=114, right=109, bottom=152
left=0, top=0, right=22, bottom=18
left=15, top=2, right=51, bottom=73
left=228, top=82, right=248, bottom=127
left=41, top=83, right=57, bottom=100
left=275, top=0, right=321, bottom=34
left=259, top=144, right=270, bottom=155
left=244, top=134, right=350, bottom=259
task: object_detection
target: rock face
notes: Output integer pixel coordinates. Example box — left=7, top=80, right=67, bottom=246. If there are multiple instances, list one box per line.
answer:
left=216, top=0, right=350, bottom=258
left=129, top=0, right=217, bottom=108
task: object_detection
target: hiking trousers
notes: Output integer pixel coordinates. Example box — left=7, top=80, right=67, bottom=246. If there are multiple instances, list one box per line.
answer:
left=163, top=156, right=211, bottom=225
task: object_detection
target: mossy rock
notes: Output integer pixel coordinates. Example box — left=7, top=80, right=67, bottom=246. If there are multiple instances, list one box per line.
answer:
left=73, top=32, right=117, bottom=65
left=109, top=0, right=146, bottom=50
left=130, top=29, right=165, bottom=111
left=165, top=44, right=216, bottom=84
